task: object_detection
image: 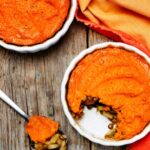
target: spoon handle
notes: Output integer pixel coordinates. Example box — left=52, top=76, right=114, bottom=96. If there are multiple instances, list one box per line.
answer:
left=0, top=90, right=29, bottom=121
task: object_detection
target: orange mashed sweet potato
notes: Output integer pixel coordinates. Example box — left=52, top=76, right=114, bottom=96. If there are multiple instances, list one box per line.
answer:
left=26, top=116, right=59, bottom=143
left=67, top=47, right=150, bottom=140
left=0, top=0, right=70, bottom=45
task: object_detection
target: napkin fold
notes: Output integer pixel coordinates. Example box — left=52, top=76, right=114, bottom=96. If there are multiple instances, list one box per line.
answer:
left=76, top=0, right=150, bottom=56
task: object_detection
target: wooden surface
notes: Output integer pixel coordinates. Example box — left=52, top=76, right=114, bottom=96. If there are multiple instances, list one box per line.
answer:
left=0, top=21, right=126, bottom=150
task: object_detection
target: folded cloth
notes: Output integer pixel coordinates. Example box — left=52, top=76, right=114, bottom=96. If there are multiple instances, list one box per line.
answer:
left=127, top=133, right=150, bottom=150
left=76, top=0, right=150, bottom=56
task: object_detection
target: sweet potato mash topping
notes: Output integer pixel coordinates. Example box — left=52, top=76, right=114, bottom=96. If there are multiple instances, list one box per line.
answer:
left=0, top=0, right=70, bottom=45
left=26, top=116, right=59, bottom=143
left=67, top=47, right=150, bottom=140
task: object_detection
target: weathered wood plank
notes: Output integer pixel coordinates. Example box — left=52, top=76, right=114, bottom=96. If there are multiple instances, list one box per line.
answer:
left=88, top=29, right=125, bottom=150
left=0, top=21, right=91, bottom=150
left=42, top=21, right=90, bottom=150
left=0, top=50, right=30, bottom=150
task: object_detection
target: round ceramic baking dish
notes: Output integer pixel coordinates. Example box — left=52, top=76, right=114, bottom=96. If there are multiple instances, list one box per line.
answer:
left=61, top=42, right=150, bottom=146
left=0, top=0, right=76, bottom=53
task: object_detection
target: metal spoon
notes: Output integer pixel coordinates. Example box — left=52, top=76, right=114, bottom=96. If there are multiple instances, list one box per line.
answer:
left=0, top=90, right=68, bottom=149
left=0, top=89, right=29, bottom=121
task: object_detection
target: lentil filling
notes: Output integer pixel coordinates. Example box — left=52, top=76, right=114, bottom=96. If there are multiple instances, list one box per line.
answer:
left=34, top=131, right=67, bottom=150
left=71, top=95, right=118, bottom=139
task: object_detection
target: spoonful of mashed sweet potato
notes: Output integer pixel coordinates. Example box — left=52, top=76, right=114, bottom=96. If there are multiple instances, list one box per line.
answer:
left=26, top=116, right=59, bottom=143
left=0, top=90, right=67, bottom=150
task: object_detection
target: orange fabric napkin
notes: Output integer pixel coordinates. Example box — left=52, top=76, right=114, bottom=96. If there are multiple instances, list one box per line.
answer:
left=127, top=133, right=150, bottom=150
left=76, top=0, right=150, bottom=56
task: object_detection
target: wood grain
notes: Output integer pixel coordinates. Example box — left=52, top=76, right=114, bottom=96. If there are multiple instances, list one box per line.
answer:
left=0, top=21, right=125, bottom=150
left=0, top=21, right=90, bottom=150
left=0, top=50, right=30, bottom=150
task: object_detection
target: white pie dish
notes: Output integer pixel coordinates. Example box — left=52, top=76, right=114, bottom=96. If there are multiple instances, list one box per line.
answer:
left=0, top=0, right=76, bottom=53
left=61, top=42, right=150, bottom=146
